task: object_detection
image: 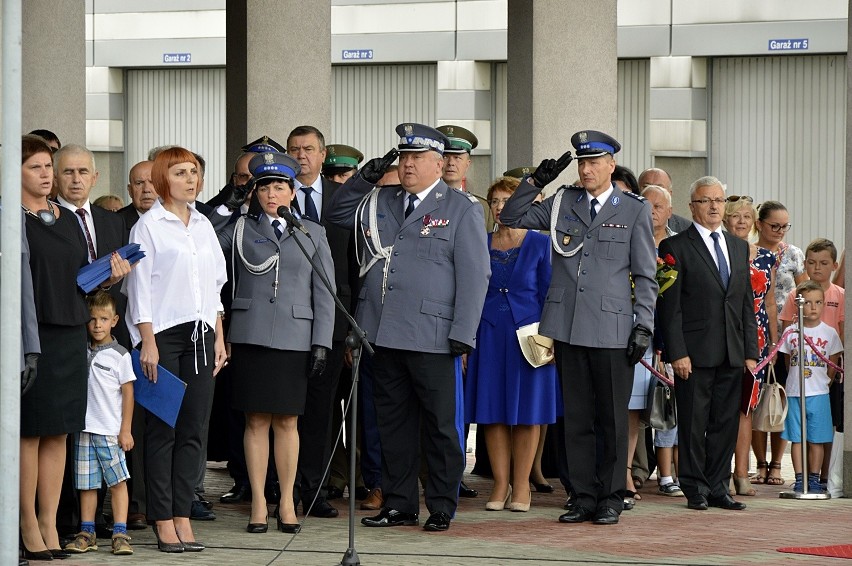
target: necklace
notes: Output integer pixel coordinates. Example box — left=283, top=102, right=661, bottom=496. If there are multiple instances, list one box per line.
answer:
left=494, top=227, right=525, bottom=250
left=22, top=200, right=56, bottom=226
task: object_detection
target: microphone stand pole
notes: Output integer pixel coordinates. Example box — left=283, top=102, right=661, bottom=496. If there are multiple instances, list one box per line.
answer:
left=284, top=224, right=372, bottom=566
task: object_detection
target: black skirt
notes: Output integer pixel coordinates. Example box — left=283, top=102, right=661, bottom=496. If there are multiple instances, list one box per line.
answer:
left=21, top=324, right=88, bottom=436
left=230, top=344, right=309, bottom=415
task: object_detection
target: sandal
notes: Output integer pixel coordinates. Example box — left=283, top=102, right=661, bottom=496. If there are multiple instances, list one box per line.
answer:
left=766, top=461, right=785, bottom=485
left=733, top=476, right=756, bottom=496
left=750, top=461, right=768, bottom=484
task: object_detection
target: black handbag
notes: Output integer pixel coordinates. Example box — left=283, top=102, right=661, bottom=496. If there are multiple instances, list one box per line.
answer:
left=642, top=376, right=677, bottom=431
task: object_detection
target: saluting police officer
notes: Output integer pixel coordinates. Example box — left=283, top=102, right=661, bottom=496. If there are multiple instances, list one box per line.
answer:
left=500, top=131, right=657, bottom=526
left=211, top=152, right=336, bottom=533
left=327, top=123, right=490, bottom=532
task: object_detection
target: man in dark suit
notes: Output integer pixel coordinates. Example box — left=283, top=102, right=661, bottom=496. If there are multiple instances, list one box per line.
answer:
left=657, top=175, right=758, bottom=512
left=500, top=130, right=657, bottom=526
left=287, top=125, right=355, bottom=519
left=117, top=160, right=156, bottom=236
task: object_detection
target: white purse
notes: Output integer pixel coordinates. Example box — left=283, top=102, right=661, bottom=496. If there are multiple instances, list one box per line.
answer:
left=516, top=322, right=554, bottom=368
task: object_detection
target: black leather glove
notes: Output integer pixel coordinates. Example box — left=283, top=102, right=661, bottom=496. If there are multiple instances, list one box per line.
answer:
left=21, top=353, right=38, bottom=396
left=223, top=182, right=253, bottom=211
left=626, top=325, right=653, bottom=366
left=531, top=150, right=573, bottom=188
left=449, top=339, right=472, bottom=357
left=360, top=149, right=399, bottom=184
left=308, top=346, right=329, bottom=379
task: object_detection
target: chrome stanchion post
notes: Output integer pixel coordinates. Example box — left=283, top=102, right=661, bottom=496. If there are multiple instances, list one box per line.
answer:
left=780, top=294, right=830, bottom=500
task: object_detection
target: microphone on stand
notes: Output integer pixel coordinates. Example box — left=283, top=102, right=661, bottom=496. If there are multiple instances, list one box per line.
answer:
left=277, top=206, right=310, bottom=236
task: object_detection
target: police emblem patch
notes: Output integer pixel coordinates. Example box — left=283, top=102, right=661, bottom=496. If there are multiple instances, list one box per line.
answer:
left=578, top=131, right=588, bottom=143
left=264, top=153, right=274, bottom=164
left=404, top=124, right=414, bottom=136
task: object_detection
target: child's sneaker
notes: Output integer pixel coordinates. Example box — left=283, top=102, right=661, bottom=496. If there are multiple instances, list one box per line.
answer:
left=65, top=531, right=97, bottom=553
left=792, top=473, right=803, bottom=493
left=111, top=533, right=133, bottom=555
left=808, top=473, right=825, bottom=494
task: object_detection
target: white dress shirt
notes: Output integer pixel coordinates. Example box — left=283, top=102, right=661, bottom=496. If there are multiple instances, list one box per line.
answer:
left=406, top=178, right=440, bottom=214
left=124, top=199, right=227, bottom=347
left=57, top=196, right=98, bottom=258
left=294, top=176, right=323, bottom=219
left=586, top=185, right=615, bottom=217
left=693, top=222, right=730, bottom=273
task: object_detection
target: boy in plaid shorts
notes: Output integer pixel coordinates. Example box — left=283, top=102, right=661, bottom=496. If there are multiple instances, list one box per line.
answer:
left=66, top=292, right=136, bottom=555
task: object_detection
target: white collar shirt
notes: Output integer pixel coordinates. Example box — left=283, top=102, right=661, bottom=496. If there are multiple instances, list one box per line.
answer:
left=406, top=178, right=440, bottom=214
left=294, top=176, right=323, bottom=219
left=586, top=185, right=615, bottom=218
left=57, top=196, right=97, bottom=259
left=693, top=222, right=730, bottom=273
left=124, top=199, right=227, bottom=347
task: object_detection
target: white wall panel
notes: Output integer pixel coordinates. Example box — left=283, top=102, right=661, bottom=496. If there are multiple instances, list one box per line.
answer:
left=125, top=68, right=226, bottom=202
left=617, top=59, right=652, bottom=176
left=492, top=62, right=508, bottom=178
left=710, top=55, right=846, bottom=249
left=331, top=64, right=437, bottom=163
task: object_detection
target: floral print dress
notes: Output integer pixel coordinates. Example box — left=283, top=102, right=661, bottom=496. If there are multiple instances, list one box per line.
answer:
left=750, top=247, right=776, bottom=381
left=772, top=242, right=806, bottom=333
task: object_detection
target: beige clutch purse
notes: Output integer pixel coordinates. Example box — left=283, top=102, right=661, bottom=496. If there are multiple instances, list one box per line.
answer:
left=516, top=322, right=554, bottom=368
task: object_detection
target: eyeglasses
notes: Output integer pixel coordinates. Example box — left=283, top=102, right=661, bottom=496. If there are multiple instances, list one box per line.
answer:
left=764, top=222, right=792, bottom=233
left=726, top=195, right=753, bottom=203
left=690, top=198, right=726, bottom=206
left=488, top=198, right=510, bottom=207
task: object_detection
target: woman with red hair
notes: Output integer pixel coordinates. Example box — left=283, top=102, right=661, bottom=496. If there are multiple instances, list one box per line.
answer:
left=125, top=146, right=227, bottom=553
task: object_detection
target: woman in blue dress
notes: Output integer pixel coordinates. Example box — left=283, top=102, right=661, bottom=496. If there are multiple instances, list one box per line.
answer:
left=466, top=177, right=559, bottom=513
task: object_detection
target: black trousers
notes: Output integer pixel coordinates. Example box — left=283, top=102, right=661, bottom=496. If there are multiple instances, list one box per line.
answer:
left=296, top=340, right=345, bottom=504
left=556, top=342, right=632, bottom=513
left=674, top=364, right=740, bottom=500
left=372, top=347, right=463, bottom=516
left=145, top=322, right=215, bottom=521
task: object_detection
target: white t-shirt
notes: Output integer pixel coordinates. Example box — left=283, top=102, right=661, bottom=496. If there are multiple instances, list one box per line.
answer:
left=85, top=340, right=136, bottom=436
left=779, top=321, right=843, bottom=397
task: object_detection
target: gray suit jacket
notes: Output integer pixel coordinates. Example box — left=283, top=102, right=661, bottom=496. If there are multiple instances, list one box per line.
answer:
left=500, top=179, right=658, bottom=347
left=668, top=213, right=692, bottom=234
left=213, top=211, right=336, bottom=351
left=327, top=176, right=490, bottom=352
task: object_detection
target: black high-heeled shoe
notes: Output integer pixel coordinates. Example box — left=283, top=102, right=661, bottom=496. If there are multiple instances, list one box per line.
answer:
left=20, top=539, right=53, bottom=561
left=276, top=511, right=301, bottom=534
left=151, top=524, right=184, bottom=554
left=246, top=514, right=269, bottom=534
left=531, top=480, right=554, bottom=493
left=48, top=548, right=70, bottom=559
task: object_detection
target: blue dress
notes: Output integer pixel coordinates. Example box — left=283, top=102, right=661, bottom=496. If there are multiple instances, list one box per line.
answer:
left=465, top=230, right=560, bottom=425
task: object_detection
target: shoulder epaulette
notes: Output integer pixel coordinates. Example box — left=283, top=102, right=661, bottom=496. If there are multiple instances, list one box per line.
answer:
left=453, top=188, right=481, bottom=205
left=623, top=191, right=646, bottom=202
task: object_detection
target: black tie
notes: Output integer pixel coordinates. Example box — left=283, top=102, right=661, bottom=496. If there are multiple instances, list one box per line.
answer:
left=301, top=186, right=319, bottom=222
left=589, top=198, right=599, bottom=222
left=405, top=194, right=419, bottom=218
left=710, top=232, right=730, bottom=288
left=272, top=219, right=283, bottom=240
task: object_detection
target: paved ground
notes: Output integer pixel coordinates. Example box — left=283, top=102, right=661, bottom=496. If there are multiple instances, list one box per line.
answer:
left=54, top=452, right=849, bottom=566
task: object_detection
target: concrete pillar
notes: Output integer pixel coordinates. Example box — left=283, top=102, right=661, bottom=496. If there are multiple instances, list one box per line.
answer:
left=507, top=0, right=617, bottom=186
left=648, top=56, right=708, bottom=216
left=226, top=0, right=331, bottom=158
left=21, top=0, right=85, bottom=145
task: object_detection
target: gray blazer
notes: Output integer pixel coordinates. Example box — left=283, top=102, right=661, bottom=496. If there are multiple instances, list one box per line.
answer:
left=213, top=211, right=336, bottom=352
left=500, top=179, right=658, bottom=348
left=327, top=176, right=490, bottom=352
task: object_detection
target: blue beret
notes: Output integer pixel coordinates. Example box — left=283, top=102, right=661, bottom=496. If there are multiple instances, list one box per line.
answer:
left=395, top=123, right=450, bottom=155
left=242, top=135, right=286, bottom=154
left=248, top=152, right=301, bottom=182
left=571, top=130, right=621, bottom=158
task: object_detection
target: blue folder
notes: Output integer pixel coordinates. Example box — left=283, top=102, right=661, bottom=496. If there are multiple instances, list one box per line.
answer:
left=130, top=349, right=187, bottom=428
left=77, top=243, right=146, bottom=293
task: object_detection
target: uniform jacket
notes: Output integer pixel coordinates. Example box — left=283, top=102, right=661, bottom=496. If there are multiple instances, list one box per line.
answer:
left=213, top=211, right=335, bottom=352
left=500, top=179, right=657, bottom=347
left=327, top=175, right=490, bottom=353
left=657, top=224, right=758, bottom=367
left=292, top=177, right=356, bottom=341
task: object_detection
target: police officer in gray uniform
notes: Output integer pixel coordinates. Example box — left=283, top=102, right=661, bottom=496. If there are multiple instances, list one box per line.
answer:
left=500, top=130, right=657, bottom=526
left=211, top=152, right=336, bottom=533
left=327, top=123, right=490, bottom=532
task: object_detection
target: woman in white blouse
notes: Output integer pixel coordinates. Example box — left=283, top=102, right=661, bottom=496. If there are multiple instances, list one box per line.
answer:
left=125, top=146, right=227, bottom=553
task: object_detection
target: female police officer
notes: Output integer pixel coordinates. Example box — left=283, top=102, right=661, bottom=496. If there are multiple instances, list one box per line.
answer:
left=213, top=152, right=335, bottom=534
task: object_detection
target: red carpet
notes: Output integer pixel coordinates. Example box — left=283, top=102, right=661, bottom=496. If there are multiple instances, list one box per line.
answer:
left=778, top=544, right=852, bottom=559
